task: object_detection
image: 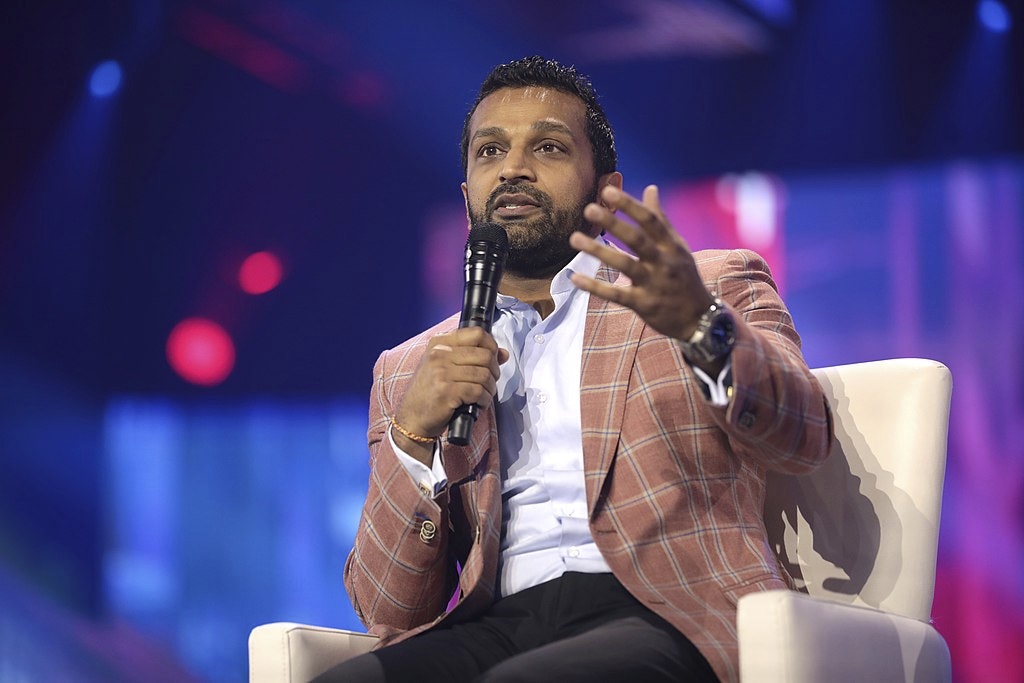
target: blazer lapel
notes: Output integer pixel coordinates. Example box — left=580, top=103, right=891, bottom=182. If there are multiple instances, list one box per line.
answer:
left=579, top=264, right=645, bottom=516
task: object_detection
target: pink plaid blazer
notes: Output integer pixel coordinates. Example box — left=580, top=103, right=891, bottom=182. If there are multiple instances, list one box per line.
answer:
left=345, top=248, right=833, bottom=683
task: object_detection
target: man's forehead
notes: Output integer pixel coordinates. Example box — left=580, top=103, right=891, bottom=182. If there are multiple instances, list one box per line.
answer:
left=470, top=86, right=586, bottom=133
left=489, top=85, right=556, bottom=105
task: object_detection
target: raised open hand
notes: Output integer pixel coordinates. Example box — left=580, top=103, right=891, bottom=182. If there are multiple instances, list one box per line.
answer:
left=569, top=184, right=714, bottom=341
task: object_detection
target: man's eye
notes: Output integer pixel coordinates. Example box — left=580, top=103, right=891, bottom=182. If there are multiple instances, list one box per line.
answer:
left=538, top=143, right=563, bottom=154
left=479, top=145, right=502, bottom=157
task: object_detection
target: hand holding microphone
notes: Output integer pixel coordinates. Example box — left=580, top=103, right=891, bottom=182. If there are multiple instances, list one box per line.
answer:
left=447, top=222, right=508, bottom=445
left=391, top=223, right=508, bottom=459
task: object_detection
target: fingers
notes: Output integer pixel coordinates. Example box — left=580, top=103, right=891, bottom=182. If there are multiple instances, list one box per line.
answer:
left=574, top=183, right=712, bottom=341
left=397, top=329, right=505, bottom=438
left=569, top=271, right=632, bottom=307
left=569, top=231, right=638, bottom=273
left=425, top=337, right=502, bottom=403
left=584, top=184, right=677, bottom=257
left=639, top=184, right=691, bottom=252
left=431, top=327, right=503, bottom=380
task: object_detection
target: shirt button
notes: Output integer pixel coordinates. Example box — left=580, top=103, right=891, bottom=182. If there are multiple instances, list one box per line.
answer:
left=568, top=547, right=581, bottom=558
left=534, top=334, right=545, bottom=344
left=537, top=392, right=547, bottom=403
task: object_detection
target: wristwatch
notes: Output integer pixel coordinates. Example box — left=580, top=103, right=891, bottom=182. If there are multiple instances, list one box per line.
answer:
left=679, top=298, right=736, bottom=364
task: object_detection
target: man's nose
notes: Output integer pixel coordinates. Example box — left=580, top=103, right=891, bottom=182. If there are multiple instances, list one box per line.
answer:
left=499, top=147, right=536, bottom=183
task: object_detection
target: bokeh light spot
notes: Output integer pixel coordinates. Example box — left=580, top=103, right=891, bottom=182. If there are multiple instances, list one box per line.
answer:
left=89, top=60, right=123, bottom=97
left=239, top=251, right=284, bottom=295
left=978, top=0, right=1011, bottom=33
left=166, top=318, right=235, bottom=386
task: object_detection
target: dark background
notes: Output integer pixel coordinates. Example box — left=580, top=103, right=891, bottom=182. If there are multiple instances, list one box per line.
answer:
left=3, top=0, right=1020, bottom=397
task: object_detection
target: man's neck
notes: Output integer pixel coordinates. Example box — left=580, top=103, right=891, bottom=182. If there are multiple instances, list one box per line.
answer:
left=499, top=272, right=557, bottom=319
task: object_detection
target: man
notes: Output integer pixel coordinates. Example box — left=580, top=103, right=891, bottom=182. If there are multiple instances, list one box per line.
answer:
left=332, top=56, right=832, bottom=683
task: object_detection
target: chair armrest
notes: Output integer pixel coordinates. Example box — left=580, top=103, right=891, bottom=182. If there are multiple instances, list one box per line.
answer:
left=249, top=622, right=379, bottom=683
left=737, top=590, right=951, bottom=683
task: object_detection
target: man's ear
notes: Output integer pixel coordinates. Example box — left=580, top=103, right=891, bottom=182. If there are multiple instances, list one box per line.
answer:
left=598, top=172, right=624, bottom=210
left=461, top=181, right=471, bottom=224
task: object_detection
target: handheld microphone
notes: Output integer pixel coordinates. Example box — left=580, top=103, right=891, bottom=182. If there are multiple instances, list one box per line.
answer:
left=447, top=222, right=509, bottom=446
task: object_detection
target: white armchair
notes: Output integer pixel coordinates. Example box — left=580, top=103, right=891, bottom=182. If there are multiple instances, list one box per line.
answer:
left=250, top=358, right=953, bottom=682
left=738, top=358, right=952, bottom=681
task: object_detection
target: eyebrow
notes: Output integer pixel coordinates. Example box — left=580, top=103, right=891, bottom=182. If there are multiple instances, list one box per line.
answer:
left=471, top=120, right=577, bottom=144
left=531, top=120, right=576, bottom=138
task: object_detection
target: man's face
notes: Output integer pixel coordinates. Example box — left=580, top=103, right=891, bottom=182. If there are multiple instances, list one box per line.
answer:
left=462, top=87, right=618, bottom=279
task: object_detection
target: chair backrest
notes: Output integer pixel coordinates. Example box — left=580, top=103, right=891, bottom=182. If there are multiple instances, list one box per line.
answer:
left=763, top=358, right=951, bottom=622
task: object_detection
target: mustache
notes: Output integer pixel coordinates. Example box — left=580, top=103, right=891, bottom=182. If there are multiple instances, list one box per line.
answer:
left=486, top=183, right=553, bottom=213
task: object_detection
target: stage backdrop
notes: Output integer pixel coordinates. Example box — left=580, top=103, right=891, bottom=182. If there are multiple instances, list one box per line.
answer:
left=95, top=158, right=1024, bottom=683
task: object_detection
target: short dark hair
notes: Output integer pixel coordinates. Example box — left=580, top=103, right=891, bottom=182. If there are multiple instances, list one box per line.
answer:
left=460, top=56, right=617, bottom=177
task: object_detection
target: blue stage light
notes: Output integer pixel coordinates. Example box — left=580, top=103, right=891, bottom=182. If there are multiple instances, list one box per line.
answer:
left=89, top=60, right=123, bottom=97
left=978, top=0, right=1011, bottom=33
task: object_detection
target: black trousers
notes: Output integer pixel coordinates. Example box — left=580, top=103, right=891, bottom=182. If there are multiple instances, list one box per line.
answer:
left=315, top=572, right=719, bottom=683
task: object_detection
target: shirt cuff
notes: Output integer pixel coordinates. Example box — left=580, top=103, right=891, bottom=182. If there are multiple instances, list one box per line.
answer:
left=388, top=425, right=448, bottom=497
left=689, top=357, right=734, bottom=407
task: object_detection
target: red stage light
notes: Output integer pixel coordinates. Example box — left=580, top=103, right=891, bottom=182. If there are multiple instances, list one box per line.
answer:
left=239, top=251, right=283, bottom=295
left=166, top=318, right=235, bottom=386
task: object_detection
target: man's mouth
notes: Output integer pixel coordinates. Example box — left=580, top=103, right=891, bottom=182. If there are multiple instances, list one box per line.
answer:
left=491, top=193, right=543, bottom=218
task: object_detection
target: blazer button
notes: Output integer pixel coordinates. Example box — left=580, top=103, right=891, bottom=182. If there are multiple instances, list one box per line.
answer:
left=419, top=520, right=437, bottom=543
left=738, top=410, right=756, bottom=428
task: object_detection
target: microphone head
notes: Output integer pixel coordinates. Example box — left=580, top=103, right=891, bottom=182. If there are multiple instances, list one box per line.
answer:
left=467, top=222, right=509, bottom=253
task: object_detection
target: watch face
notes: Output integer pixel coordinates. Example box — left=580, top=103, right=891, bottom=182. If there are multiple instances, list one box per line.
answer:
left=682, top=301, right=736, bottom=364
left=708, top=313, right=736, bottom=354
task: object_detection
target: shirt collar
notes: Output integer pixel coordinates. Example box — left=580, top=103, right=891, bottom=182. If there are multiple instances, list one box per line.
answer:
left=496, top=235, right=608, bottom=310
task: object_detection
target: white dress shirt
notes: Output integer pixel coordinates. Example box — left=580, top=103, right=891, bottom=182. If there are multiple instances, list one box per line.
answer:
left=487, top=246, right=612, bottom=596
left=390, top=237, right=731, bottom=597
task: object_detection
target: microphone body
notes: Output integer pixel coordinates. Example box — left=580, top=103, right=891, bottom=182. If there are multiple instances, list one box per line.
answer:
left=447, top=222, right=508, bottom=446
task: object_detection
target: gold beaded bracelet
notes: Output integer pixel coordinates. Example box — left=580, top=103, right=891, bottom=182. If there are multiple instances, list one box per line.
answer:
left=390, top=417, right=437, bottom=445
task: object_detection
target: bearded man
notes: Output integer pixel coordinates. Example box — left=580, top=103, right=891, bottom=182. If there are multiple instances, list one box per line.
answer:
left=328, top=56, right=832, bottom=683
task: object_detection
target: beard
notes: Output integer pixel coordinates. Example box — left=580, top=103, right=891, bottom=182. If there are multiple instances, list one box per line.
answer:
left=468, top=179, right=599, bottom=279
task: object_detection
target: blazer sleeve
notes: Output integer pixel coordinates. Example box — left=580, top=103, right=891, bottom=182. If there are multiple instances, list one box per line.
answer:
left=343, top=346, right=457, bottom=635
left=709, top=249, right=833, bottom=474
